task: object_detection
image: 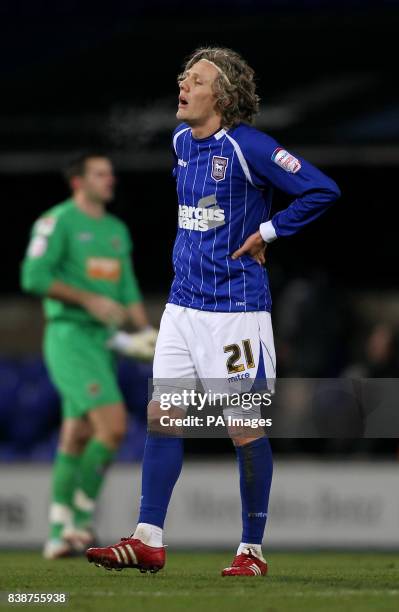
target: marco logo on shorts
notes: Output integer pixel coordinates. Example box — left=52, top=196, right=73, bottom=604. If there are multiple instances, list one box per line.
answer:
left=178, top=195, right=225, bottom=232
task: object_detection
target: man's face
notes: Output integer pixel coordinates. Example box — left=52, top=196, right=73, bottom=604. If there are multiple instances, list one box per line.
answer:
left=75, top=158, right=115, bottom=203
left=177, top=60, right=221, bottom=126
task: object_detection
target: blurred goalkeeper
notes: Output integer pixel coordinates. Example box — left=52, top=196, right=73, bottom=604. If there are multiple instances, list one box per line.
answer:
left=21, top=153, right=157, bottom=559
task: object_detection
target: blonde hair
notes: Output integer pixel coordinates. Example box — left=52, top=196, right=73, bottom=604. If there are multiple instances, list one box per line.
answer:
left=179, top=47, right=260, bottom=128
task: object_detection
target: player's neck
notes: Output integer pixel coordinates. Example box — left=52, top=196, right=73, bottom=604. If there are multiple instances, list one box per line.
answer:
left=190, top=116, right=223, bottom=140
left=73, top=193, right=105, bottom=218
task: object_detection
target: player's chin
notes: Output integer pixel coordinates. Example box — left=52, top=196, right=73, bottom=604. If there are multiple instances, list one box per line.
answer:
left=176, top=108, right=189, bottom=121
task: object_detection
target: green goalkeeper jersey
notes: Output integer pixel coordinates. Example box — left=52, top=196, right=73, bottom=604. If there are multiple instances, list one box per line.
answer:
left=21, top=198, right=142, bottom=325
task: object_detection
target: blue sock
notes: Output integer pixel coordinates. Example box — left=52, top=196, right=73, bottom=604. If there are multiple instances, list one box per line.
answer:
left=138, top=435, right=184, bottom=528
left=236, top=437, right=273, bottom=545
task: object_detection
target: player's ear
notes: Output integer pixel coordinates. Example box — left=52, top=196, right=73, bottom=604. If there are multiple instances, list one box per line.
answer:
left=70, top=176, right=82, bottom=192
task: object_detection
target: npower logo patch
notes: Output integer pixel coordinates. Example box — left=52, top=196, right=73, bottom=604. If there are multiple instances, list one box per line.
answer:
left=178, top=195, right=225, bottom=232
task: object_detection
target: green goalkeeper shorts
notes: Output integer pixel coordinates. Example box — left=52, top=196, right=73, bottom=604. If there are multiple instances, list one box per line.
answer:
left=44, top=320, right=124, bottom=419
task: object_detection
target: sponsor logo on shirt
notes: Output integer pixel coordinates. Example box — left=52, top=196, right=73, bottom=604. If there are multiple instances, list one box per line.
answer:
left=178, top=158, right=188, bottom=167
left=211, top=156, right=229, bottom=181
left=178, top=195, right=225, bottom=232
left=86, top=257, right=121, bottom=282
left=271, top=147, right=301, bottom=174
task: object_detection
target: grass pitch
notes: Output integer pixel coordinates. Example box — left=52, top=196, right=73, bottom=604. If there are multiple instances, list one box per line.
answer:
left=0, top=551, right=399, bottom=611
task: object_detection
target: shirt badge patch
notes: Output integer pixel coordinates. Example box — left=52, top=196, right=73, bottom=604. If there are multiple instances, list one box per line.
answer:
left=211, top=156, right=229, bottom=182
left=35, top=216, right=57, bottom=236
left=111, top=236, right=122, bottom=251
left=28, top=235, right=47, bottom=258
left=271, top=147, right=301, bottom=174
left=87, top=381, right=101, bottom=397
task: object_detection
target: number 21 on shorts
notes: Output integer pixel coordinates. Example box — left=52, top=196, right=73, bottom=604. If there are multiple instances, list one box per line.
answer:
left=223, top=339, right=255, bottom=374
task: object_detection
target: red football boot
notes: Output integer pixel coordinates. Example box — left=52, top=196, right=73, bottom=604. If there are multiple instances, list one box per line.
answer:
left=221, top=549, right=268, bottom=576
left=86, top=536, right=166, bottom=573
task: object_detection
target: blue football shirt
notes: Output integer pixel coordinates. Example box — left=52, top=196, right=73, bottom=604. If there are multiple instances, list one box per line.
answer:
left=168, top=122, right=340, bottom=313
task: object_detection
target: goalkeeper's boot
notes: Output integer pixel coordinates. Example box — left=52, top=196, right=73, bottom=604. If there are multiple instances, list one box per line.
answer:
left=86, top=536, right=166, bottom=573
left=63, top=526, right=96, bottom=553
left=43, top=538, right=73, bottom=560
left=221, top=547, right=268, bottom=576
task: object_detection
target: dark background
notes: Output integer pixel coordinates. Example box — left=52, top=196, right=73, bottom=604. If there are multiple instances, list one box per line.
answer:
left=1, top=0, right=399, bottom=459
left=2, top=0, right=399, bottom=296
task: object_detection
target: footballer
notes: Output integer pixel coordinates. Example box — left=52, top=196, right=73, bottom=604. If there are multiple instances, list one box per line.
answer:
left=87, top=47, right=340, bottom=576
left=21, top=154, right=157, bottom=559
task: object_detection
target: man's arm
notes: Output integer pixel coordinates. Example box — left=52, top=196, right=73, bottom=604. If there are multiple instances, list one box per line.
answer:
left=119, top=255, right=155, bottom=331
left=21, top=215, right=65, bottom=296
left=107, top=238, right=157, bottom=359
left=232, top=133, right=340, bottom=259
left=108, top=291, right=157, bottom=361
left=258, top=147, right=341, bottom=243
left=48, top=281, right=128, bottom=326
left=126, top=302, right=150, bottom=330
left=21, top=216, right=127, bottom=326
left=118, top=228, right=152, bottom=331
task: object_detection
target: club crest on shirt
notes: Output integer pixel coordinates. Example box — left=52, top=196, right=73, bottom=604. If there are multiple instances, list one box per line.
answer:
left=211, top=156, right=228, bottom=182
left=111, top=235, right=122, bottom=251
left=87, top=381, right=101, bottom=397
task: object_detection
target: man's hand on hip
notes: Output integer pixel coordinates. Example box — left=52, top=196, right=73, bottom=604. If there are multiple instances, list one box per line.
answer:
left=231, top=230, right=267, bottom=265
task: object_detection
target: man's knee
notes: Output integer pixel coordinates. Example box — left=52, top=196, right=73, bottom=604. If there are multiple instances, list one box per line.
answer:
left=147, top=400, right=162, bottom=427
left=88, top=403, right=127, bottom=447
left=147, top=400, right=185, bottom=436
left=98, top=421, right=125, bottom=446
left=229, top=431, right=266, bottom=447
left=110, top=418, right=127, bottom=445
left=59, top=419, right=91, bottom=454
left=104, top=414, right=127, bottom=446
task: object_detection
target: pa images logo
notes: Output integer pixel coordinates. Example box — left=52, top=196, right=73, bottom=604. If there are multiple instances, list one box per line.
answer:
left=211, top=156, right=228, bottom=182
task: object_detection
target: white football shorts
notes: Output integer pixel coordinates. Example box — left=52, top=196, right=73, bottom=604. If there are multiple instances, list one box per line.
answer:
left=152, top=303, right=276, bottom=416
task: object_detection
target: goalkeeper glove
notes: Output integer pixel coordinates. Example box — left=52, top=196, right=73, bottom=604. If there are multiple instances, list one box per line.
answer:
left=107, top=327, right=158, bottom=360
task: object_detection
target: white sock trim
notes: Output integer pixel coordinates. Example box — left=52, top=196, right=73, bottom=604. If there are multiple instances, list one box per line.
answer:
left=74, top=489, right=95, bottom=513
left=134, top=522, right=163, bottom=547
left=237, top=542, right=266, bottom=562
left=49, top=503, right=73, bottom=525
